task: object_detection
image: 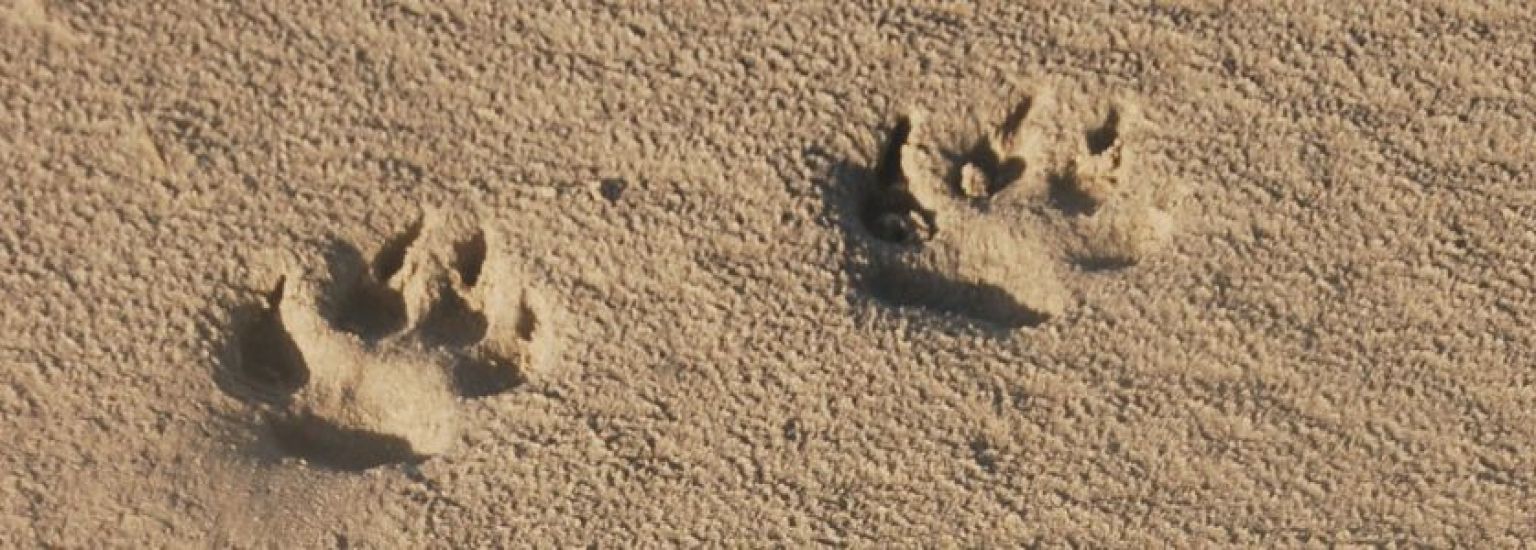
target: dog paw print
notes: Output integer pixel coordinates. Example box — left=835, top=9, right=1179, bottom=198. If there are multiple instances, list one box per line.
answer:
left=853, top=92, right=1176, bottom=328
left=221, top=213, right=559, bottom=470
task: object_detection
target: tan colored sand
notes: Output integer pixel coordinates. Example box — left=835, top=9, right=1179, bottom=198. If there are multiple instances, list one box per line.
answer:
left=3, top=1, right=1534, bottom=546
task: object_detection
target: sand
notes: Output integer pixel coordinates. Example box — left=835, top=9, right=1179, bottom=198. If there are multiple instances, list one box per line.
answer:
left=3, top=1, right=1534, bottom=546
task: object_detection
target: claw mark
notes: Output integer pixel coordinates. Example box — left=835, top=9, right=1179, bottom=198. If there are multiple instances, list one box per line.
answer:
left=372, top=216, right=424, bottom=283
left=995, top=96, right=1034, bottom=153
left=265, top=275, right=287, bottom=309
left=860, top=116, right=938, bottom=244
left=875, top=117, right=912, bottom=188
left=514, top=291, right=539, bottom=341
left=1085, top=106, right=1121, bottom=156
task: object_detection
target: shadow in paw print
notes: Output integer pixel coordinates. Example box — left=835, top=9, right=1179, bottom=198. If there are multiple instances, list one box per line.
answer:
left=418, top=228, right=491, bottom=349
left=865, top=268, right=1050, bottom=329
left=221, top=276, right=444, bottom=472
left=1085, top=106, right=1121, bottom=155
left=417, top=291, right=488, bottom=348
left=805, top=145, right=877, bottom=306
left=1047, top=171, right=1100, bottom=217
left=217, top=218, right=554, bottom=471
left=451, top=229, right=486, bottom=287
left=809, top=122, right=1042, bottom=332
left=856, top=116, right=937, bottom=245
left=943, top=140, right=1026, bottom=198
left=1072, top=255, right=1139, bottom=272
left=941, top=98, right=1033, bottom=198
left=451, top=286, right=540, bottom=398
left=217, top=277, right=308, bottom=405
left=815, top=97, right=1170, bottom=332
left=322, top=239, right=411, bottom=342
left=268, top=412, right=425, bottom=471
left=452, top=356, right=522, bottom=399
left=1048, top=104, right=1124, bottom=218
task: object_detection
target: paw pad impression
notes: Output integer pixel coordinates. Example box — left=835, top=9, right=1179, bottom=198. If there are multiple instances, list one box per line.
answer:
left=223, top=212, right=558, bottom=470
left=855, top=91, right=1176, bottom=329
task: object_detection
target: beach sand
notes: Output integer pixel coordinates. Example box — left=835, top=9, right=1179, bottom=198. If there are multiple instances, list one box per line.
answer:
left=3, top=1, right=1534, bottom=546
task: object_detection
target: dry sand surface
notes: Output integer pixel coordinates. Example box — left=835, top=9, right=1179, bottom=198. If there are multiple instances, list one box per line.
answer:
left=3, top=0, right=1535, bottom=546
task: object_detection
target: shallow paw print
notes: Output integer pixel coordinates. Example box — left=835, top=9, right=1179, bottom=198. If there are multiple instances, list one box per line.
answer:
left=851, top=92, right=1177, bottom=329
left=221, top=212, right=559, bottom=470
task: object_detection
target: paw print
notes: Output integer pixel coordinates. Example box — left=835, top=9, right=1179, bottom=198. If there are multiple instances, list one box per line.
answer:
left=221, top=212, right=559, bottom=470
left=854, top=91, right=1177, bottom=328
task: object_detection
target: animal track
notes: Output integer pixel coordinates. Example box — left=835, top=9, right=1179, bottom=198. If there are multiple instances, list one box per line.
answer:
left=852, top=91, right=1176, bottom=328
left=221, top=213, right=558, bottom=470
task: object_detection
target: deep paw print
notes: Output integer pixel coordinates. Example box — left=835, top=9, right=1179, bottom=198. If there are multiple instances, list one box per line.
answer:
left=855, top=91, right=1177, bottom=329
left=222, top=212, right=559, bottom=470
